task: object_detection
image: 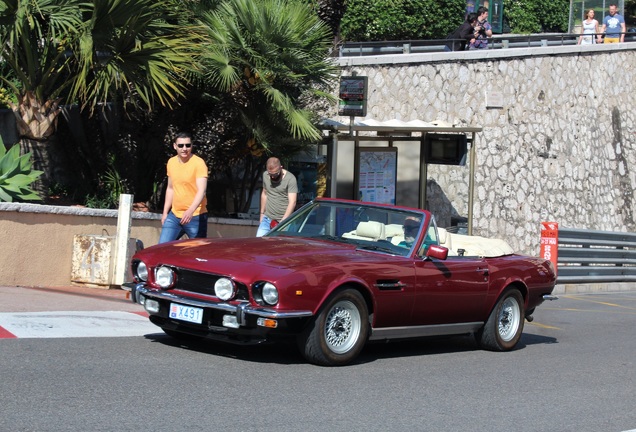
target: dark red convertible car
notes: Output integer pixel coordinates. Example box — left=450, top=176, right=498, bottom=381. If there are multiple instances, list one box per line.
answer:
left=124, top=198, right=557, bottom=366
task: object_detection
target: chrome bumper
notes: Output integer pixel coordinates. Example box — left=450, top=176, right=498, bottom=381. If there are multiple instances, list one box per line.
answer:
left=542, top=294, right=559, bottom=301
left=122, top=282, right=313, bottom=322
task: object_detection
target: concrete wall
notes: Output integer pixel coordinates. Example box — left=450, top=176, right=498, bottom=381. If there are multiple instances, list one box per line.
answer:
left=335, top=43, right=636, bottom=255
left=0, top=203, right=257, bottom=287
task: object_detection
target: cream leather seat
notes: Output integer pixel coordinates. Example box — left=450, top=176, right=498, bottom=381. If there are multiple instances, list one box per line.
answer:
left=438, top=228, right=457, bottom=255
left=342, top=221, right=386, bottom=241
left=385, top=224, right=404, bottom=245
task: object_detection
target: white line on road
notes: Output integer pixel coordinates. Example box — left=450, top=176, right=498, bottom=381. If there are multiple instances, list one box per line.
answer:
left=0, top=311, right=159, bottom=338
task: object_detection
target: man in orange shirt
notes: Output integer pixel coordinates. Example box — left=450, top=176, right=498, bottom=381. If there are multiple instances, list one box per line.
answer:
left=158, top=132, right=208, bottom=244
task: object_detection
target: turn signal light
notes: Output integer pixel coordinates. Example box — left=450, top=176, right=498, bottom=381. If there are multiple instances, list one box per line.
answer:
left=257, top=318, right=278, bottom=328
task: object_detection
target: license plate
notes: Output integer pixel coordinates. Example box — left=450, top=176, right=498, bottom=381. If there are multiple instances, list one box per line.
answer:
left=169, top=303, right=203, bottom=324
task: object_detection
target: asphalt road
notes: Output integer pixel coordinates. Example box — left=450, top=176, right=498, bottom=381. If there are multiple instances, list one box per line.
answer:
left=1, top=286, right=635, bottom=431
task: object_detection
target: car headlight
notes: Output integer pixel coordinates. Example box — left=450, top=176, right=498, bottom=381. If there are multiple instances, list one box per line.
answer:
left=262, top=282, right=279, bottom=305
left=155, top=266, right=175, bottom=289
left=135, top=261, right=148, bottom=282
left=214, top=278, right=236, bottom=301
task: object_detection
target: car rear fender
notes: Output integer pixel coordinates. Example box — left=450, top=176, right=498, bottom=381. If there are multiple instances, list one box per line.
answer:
left=488, top=279, right=528, bottom=315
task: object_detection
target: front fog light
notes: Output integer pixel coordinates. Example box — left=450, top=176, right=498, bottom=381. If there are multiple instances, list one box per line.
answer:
left=155, top=266, right=174, bottom=288
left=145, top=299, right=160, bottom=313
left=215, top=278, right=236, bottom=301
left=262, top=282, right=279, bottom=305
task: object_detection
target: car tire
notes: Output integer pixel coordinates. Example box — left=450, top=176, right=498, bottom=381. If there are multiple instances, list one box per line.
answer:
left=298, top=288, right=369, bottom=366
left=478, top=288, right=524, bottom=351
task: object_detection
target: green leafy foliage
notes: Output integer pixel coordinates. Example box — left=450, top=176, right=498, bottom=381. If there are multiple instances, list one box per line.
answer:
left=505, top=0, right=569, bottom=34
left=340, top=0, right=467, bottom=41
left=0, top=86, right=18, bottom=109
left=195, top=0, right=338, bottom=212
left=0, top=137, right=43, bottom=202
left=83, top=154, right=129, bottom=209
left=198, top=0, right=336, bottom=142
left=338, top=0, right=570, bottom=40
left=307, top=0, right=347, bottom=35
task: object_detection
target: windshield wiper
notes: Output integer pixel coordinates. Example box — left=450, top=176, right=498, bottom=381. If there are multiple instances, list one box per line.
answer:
left=311, top=234, right=351, bottom=243
left=356, top=244, right=398, bottom=254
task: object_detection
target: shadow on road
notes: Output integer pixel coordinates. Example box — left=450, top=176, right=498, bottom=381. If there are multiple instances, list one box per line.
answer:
left=142, top=330, right=558, bottom=366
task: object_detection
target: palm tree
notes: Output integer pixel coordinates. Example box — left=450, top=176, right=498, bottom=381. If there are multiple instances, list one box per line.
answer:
left=310, top=0, right=347, bottom=50
left=196, top=0, right=337, bottom=212
left=0, top=0, right=202, bottom=196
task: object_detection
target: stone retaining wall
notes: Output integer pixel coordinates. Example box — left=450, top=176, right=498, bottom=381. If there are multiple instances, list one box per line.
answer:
left=335, top=44, right=636, bottom=256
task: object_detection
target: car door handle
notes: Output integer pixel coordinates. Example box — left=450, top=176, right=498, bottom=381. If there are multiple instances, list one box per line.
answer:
left=476, top=268, right=489, bottom=275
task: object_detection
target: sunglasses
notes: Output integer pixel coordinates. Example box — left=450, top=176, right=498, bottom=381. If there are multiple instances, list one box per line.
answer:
left=403, top=225, right=419, bottom=232
left=268, top=170, right=282, bottom=178
left=177, top=143, right=192, bottom=148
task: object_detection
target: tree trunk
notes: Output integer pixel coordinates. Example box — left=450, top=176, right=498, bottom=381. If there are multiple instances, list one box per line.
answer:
left=20, top=138, right=53, bottom=198
left=12, top=91, right=63, bottom=199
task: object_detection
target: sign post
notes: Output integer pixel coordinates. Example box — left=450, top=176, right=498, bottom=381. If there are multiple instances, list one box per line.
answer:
left=540, top=222, right=559, bottom=275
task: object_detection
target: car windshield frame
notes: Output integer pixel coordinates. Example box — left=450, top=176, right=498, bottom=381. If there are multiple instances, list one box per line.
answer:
left=266, top=199, right=433, bottom=257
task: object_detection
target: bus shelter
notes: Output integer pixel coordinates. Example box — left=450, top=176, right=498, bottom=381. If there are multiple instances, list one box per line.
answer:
left=318, top=118, right=482, bottom=235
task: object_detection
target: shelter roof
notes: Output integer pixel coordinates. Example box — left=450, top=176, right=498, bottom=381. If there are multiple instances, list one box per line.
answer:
left=320, top=118, right=482, bottom=136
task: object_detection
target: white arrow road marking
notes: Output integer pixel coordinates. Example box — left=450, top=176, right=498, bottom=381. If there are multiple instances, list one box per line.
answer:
left=0, top=311, right=159, bottom=339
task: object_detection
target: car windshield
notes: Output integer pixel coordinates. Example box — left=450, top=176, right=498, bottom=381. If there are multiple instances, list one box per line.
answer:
left=267, top=200, right=431, bottom=257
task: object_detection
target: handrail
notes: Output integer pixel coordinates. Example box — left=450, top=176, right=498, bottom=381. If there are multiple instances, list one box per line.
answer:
left=338, top=31, right=636, bottom=56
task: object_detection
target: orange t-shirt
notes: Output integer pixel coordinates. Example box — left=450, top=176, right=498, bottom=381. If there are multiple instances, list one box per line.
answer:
left=166, top=155, right=208, bottom=218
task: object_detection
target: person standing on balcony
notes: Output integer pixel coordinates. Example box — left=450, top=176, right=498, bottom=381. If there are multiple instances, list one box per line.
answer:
left=257, top=157, right=298, bottom=237
left=158, top=132, right=208, bottom=244
left=600, top=4, right=625, bottom=43
left=445, top=13, right=478, bottom=52
left=578, top=9, right=600, bottom=45
left=470, top=7, right=493, bottom=50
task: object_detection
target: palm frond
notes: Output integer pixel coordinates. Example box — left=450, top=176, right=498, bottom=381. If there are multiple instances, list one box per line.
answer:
left=197, top=0, right=336, bottom=143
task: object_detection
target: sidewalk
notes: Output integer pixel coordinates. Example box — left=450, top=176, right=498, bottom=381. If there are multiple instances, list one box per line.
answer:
left=0, top=285, right=142, bottom=313
left=0, top=285, right=155, bottom=339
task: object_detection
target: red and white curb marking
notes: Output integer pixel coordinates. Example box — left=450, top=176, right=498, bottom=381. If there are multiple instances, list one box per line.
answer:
left=0, top=311, right=158, bottom=339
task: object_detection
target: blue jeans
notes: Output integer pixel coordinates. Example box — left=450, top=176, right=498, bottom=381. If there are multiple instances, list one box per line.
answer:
left=158, top=211, right=208, bottom=244
left=256, top=215, right=273, bottom=237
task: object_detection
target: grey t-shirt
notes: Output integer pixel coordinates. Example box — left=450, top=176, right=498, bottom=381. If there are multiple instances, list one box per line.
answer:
left=263, top=170, right=298, bottom=221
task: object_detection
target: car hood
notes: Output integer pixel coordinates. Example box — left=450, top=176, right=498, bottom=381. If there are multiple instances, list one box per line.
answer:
left=136, top=236, right=377, bottom=273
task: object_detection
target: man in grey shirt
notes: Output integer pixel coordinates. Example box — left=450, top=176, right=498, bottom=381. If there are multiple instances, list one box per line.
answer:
left=257, top=157, right=298, bottom=236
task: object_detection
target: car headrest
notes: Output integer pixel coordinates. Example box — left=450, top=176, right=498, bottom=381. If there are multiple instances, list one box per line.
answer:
left=355, top=221, right=385, bottom=240
left=438, top=227, right=449, bottom=244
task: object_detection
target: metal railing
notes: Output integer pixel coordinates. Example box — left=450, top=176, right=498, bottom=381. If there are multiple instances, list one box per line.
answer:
left=556, top=228, right=636, bottom=284
left=338, top=31, right=636, bottom=56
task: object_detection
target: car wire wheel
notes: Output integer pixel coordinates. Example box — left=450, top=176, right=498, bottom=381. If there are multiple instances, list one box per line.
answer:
left=498, top=296, right=521, bottom=342
left=297, top=288, right=369, bottom=366
left=478, top=288, right=524, bottom=351
left=324, top=300, right=361, bottom=354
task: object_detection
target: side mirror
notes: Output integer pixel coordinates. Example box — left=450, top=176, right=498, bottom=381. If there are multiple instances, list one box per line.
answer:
left=426, top=244, right=448, bottom=260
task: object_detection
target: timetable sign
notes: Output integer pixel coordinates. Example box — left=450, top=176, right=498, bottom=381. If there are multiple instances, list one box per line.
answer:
left=338, top=76, right=368, bottom=117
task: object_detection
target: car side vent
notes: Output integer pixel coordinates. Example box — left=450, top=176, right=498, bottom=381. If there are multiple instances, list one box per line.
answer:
left=373, top=280, right=406, bottom=291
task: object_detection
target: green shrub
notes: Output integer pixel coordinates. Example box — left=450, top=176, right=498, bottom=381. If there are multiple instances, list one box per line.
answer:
left=0, top=137, right=43, bottom=202
left=338, top=0, right=570, bottom=40
left=505, top=0, right=569, bottom=34
left=84, top=155, right=128, bottom=209
left=0, top=87, right=17, bottom=109
left=340, top=0, right=466, bottom=41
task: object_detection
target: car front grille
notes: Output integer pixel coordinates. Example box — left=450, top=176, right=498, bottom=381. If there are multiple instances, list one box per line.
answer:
left=174, top=268, right=249, bottom=301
